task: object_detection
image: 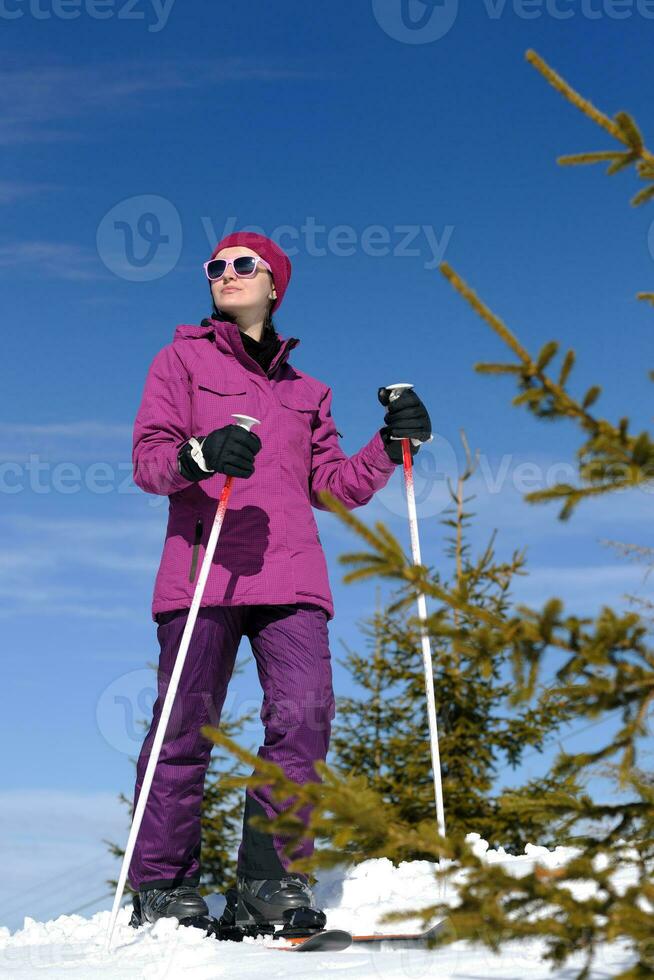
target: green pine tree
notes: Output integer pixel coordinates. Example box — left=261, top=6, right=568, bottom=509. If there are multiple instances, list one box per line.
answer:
left=330, top=434, right=577, bottom=852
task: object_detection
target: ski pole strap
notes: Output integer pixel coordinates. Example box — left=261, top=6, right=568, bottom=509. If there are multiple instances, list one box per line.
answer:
left=187, top=436, right=215, bottom=473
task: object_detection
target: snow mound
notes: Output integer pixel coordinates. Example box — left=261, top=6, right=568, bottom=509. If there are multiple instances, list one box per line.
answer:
left=0, top=841, right=637, bottom=979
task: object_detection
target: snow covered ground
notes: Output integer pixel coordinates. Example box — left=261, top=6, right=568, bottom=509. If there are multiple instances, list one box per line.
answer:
left=0, top=837, right=637, bottom=979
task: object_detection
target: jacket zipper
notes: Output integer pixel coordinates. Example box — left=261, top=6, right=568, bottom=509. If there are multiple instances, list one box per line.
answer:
left=189, top=518, right=203, bottom=583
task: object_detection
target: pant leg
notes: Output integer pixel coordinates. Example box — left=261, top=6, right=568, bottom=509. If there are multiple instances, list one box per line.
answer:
left=128, top=605, right=245, bottom=891
left=237, top=602, right=336, bottom=880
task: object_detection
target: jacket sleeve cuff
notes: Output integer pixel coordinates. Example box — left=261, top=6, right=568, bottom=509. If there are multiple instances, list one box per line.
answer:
left=166, top=443, right=197, bottom=494
left=361, top=428, right=399, bottom=472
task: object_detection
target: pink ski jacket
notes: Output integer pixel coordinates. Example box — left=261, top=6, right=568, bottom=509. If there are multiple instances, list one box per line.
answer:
left=132, top=317, right=398, bottom=622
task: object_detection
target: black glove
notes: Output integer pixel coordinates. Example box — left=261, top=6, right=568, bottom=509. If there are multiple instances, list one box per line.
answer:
left=378, top=386, right=432, bottom=465
left=178, top=424, right=262, bottom=481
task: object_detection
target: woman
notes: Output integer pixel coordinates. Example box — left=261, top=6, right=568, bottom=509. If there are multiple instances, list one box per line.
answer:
left=127, top=231, right=432, bottom=930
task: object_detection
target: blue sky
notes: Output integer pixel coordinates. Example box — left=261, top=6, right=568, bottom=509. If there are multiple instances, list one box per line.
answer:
left=1, top=0, right=653, bottom=929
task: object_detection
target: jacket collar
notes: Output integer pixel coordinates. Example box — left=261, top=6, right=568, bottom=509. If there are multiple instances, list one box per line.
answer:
left=173, top=318, right=300, bottom=378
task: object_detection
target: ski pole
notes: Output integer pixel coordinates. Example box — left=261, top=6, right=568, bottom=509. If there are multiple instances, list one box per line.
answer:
left=385, top=383, right=446, bottom=841
left=105, top=413, right=261, bottom=950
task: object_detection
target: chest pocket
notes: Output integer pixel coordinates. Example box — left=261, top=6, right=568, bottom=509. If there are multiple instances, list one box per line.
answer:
left=276, top=387, right=316, bottom=465
left=192, top=377, right=249, bottom=434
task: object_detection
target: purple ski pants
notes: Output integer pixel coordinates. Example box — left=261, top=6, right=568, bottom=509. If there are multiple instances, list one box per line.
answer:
left=128, top=602, right=335, bottom=891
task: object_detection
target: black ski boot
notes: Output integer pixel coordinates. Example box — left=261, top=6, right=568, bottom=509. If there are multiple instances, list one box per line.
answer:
left=130, top=884, right=218, bottom=935
left=218, top=874, right=327, bottom=940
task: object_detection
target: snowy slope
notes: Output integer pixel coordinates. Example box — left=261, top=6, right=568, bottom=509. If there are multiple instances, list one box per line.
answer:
left=0, top=837, right=637, bottom=979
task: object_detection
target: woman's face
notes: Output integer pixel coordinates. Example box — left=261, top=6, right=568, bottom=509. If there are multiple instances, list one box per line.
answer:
left=210, top=246, right=276, bottom=320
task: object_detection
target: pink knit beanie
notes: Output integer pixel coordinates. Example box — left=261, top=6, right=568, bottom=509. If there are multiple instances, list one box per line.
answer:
left=209, top=232, right=292, bottom=313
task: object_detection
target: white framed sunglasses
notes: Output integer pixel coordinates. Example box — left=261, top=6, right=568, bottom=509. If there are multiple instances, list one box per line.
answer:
left=203, top=255, right=272, bottom=281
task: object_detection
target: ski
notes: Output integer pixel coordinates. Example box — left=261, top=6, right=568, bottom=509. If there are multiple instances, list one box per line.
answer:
left=350, top=917, right=449, bottom=948
left=267, top=928, right=353, bottom=952
left=269, top=918, right=449, bottom=952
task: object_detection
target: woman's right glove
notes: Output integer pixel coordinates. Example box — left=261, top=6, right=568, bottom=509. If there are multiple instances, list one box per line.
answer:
left=178, top=424, right=262, bottom=481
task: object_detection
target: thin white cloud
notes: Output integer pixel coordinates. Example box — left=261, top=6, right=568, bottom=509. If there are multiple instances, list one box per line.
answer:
left=512, top=564, right=649, bottom=589
left=0, top=548, right=59, bottom=571
left=0, top=422, right=131, bottom=439
left=0, top=546, right=156, bottom=575
left=0, top=514, right=164, bottom=542
left=0, top=599, right=140, bottom=620
left=0, top=419, right=132, bottom=464
left=0, top=789, right=125, bottom=835
left=0, top=241, right=106, bottom=281
left=0, top=64, right=188, bottom=144
left=0, top=514, right=164, bottom=618
left=508, top=563, right=652, bottom=615
left=0, top=521, right=163, bottom=580
left=76, top=295, right=130, bottom=308
left=0, top=180, right=56, bottom=204
left=0, top=60, right=330, bottom=145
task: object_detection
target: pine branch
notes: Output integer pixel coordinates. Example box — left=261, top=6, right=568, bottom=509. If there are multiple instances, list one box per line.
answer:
left=526, top=50, right=654, bottom=208
left=525, top=50, right=626, bottom=144
left=439, top=262, right=654, bottom=519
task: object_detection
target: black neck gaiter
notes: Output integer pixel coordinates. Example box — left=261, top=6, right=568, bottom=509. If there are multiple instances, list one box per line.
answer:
left=202, top=312, right=283, bottom=373
left=239, top=324, right=282, bottom=373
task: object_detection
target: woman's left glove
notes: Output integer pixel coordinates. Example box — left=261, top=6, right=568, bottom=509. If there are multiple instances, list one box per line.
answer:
left=378, top=386, right=432, bottom=465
